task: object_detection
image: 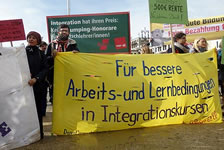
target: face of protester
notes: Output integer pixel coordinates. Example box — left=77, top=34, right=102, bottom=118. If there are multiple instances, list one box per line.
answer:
left=40, top=45, right=47, bottom=51
left=27, top=35, right=38, bottom=46
left=58, top=28, right=69, bottom=41
left=176, top=35, right=187, bottom=45
left=197, top=39, right=207, bottom=48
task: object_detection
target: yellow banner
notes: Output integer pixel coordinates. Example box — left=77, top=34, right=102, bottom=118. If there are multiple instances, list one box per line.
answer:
left=151, top=15, right=224, bottom=46
left=52, top=49, right=222, bottom=135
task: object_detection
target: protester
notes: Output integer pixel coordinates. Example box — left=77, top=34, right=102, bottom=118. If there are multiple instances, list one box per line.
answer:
left=167, top=32, right=189, bottom=53
left=142, top=43, right=153, bottom=54
left=26, top=31, right=48, bottom=139
left=190, top=37, right=208, bottom=53
left=40, top=41, right=48, bottom=53
left=217, top=41, right=224, bottom=108
left=39, top=41, right=49, bottom=117
left=46, top=24, right=79, bottom=104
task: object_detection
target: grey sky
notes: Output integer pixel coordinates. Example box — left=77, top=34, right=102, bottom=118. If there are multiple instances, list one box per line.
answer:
left=0, top=0, right=223, bottom=46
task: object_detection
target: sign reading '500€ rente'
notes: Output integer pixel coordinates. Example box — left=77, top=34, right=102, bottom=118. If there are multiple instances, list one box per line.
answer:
left=149, top=0, right=188, bottom=24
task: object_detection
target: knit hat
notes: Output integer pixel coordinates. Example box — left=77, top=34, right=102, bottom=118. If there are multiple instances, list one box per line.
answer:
left=27, top=31, right=42, bottom=45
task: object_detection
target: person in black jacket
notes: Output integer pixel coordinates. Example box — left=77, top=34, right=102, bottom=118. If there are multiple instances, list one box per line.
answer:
left=217, top=42, right=224, bottom=108
left=39, top=41, right=49, bottom=117
left=167, top=32, right=189, bottom=53
left=26, top=31, right=48, bottom=139
left=46, top=24, right=79, bottom=104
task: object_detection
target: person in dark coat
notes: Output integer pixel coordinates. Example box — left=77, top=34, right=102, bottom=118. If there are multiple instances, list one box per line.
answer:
left=217, top=42, right=224, bottom=108
left=26, top=31, right=48, bottom=139
left=167, top=32, right=189, bottom=53
left=39, top=41, right=49, bottom=116
left=46, top=24, right=79, bottom=104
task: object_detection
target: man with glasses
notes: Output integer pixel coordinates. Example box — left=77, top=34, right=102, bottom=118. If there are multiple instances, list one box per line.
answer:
left=46, top=24, right=79, bottom=104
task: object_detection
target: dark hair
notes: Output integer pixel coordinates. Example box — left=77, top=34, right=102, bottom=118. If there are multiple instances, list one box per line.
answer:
left=58, top=24, right=70, bottom=33
left=40, top=41, right=47, bottom=47
left=174, top=32, right=186, bottom=42
left=27, top=31, right=42, bottom=45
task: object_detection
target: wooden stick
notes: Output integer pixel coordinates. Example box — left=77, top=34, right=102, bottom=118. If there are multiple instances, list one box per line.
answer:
left=10, top=41, right=13, bottom=47
left=169, top=24, right=175, bottom=53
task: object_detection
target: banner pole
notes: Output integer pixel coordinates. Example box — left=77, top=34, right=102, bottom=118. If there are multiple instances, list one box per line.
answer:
left=169, top=24, right=175, bottom=53
left=150, top=23, right=152, bottom=46
left=149, top=0, right=152, bottom=46
left=10, top=41, right=13, bottom=47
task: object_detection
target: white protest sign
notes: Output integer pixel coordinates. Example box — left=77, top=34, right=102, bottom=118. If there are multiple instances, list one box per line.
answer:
left=0, top=45, right=40, bottom=150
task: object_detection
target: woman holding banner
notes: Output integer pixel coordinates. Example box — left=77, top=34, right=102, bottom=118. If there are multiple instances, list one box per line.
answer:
left=26, top=31, right=48, bottom=139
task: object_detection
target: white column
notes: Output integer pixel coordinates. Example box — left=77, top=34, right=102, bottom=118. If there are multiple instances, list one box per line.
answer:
left=67, top=0, right=70, bottom=15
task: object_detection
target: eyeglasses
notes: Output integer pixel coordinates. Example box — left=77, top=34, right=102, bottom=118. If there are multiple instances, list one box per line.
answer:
left=59, top=29, right=69, bottom=33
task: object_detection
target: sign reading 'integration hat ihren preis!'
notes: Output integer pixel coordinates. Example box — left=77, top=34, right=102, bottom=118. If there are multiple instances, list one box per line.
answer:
left=47, top=12, right=130, bottom=53
left=149, top=0, right=188, bottom=24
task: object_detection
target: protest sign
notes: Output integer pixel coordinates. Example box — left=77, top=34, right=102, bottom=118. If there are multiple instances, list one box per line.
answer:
left=47, top=12, right=130, bottom=53
left=151, top=15, right=224, bottom=46
left=0, top=46, right=39, bottom=149
left=0, top=19, right=25, bottom=42
left=52, top=50, right=222, bottom=135
left=149, top=0, right=188, bottom=24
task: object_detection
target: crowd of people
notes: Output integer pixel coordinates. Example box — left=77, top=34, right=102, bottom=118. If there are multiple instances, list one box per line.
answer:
left=25, top=27, right=223, bottom=140
left=142, top=32, right=209, bottom=54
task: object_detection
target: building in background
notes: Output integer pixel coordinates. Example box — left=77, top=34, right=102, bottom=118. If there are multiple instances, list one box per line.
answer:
left=131, top=27, right=150, bottom=54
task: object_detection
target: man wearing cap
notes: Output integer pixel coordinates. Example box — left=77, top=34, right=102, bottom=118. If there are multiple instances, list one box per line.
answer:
left=26, top=31, right=48, bottom=139
left=46, top=24, right=79, bottom=104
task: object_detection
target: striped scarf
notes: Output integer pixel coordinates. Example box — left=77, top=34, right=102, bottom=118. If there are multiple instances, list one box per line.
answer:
left=52, top=40, right=69, bottom=52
